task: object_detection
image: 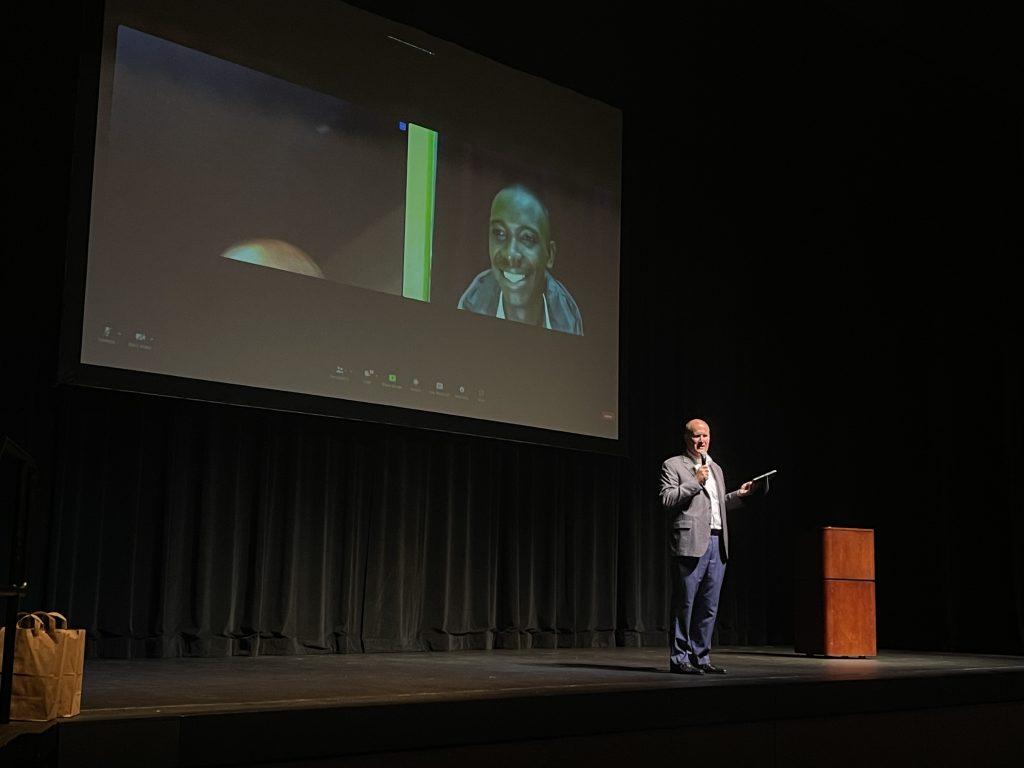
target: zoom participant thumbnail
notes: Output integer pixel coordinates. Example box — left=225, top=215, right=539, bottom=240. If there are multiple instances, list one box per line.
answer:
left=457, top=185, right=583, bottom=336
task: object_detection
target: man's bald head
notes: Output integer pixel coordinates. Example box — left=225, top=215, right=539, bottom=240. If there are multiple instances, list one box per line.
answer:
left=491, top=185, right=552, bottom=244
left=684, top=419, right=709, bottom=437
left=683, top=419, right=711, bottom=459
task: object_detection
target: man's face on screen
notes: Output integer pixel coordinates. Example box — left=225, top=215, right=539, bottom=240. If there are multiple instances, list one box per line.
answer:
left=489, top=187, right=555, bottom=310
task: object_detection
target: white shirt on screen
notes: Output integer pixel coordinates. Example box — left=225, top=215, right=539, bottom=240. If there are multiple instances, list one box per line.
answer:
left=496, top=292, right=552, bottom=330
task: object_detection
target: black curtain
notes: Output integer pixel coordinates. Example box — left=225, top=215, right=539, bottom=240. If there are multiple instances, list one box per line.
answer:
left=45, top=388, right=626, bottom=657
left=5, top=1, right=1023, bottom=658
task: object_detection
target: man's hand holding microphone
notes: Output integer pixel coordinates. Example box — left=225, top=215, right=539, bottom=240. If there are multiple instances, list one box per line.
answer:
left=695, top=451, right=709, bottom=485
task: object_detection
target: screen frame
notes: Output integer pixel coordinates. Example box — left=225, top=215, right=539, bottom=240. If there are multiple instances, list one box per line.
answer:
left=57, top=0, right=627, bottom=456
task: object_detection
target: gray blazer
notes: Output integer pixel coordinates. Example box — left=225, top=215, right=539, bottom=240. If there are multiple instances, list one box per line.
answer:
left=660, top=454, right=744, bottom=560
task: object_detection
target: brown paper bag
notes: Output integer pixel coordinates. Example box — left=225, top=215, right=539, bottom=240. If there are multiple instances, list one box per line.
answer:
left=0, top=613, right=64, bottom=721
left=32, top=612, right=86, bottom=718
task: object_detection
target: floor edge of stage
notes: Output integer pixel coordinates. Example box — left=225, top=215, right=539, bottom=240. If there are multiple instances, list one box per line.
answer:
left=3, top=647, right=1023, bottom=767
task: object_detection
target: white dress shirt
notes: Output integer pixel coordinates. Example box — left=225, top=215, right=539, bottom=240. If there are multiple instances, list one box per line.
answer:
left=496, top=292, right=552, bottom=330
left=692, top=454, right=723, bottom=529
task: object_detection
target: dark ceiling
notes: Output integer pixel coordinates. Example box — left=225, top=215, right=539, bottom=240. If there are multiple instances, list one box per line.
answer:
left=343, top=1, right=1022, bottom=115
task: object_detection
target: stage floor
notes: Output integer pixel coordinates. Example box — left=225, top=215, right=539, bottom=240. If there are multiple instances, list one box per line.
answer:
left=3, top=646, right=1023, bottom=767
left=74, top=645, right=1024, bottom=716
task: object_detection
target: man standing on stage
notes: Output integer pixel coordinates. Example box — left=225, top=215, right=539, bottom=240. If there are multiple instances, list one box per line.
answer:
left=660, top=418, right=754, bottom=675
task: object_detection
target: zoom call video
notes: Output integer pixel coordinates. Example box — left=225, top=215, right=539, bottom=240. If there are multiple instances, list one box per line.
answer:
left=80, top=3, right=621, bottom=440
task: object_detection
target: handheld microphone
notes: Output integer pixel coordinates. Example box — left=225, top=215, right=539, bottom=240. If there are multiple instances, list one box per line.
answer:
left=700, top=451, right=707, bottom=466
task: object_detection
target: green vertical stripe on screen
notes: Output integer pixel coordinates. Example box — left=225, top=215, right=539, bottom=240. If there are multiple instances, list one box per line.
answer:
left=402, top=123, right=438, bottom=302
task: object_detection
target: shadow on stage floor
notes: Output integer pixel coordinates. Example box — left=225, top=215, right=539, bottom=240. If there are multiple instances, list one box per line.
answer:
left=2, top=646, right=1022, bottom=767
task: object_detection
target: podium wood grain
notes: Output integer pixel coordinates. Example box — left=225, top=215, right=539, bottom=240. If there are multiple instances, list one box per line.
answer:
left=795, top=527, right=877, bottom=657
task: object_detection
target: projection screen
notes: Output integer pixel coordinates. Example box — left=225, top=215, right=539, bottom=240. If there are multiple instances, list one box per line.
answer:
left=64, top=0, right=622, bottom=447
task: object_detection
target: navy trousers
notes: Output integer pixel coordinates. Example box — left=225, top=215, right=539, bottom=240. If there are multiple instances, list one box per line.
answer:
left=670, top=532, right=726, bottom=668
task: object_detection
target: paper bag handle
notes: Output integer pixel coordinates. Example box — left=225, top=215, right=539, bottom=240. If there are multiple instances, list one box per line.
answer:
left=15, top=613, right=44, bottom=630
left=32, top=611, right=69, bottom=629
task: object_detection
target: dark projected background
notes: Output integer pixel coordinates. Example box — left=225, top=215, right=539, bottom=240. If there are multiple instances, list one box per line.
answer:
left=77, top=0, right=621, bottom=441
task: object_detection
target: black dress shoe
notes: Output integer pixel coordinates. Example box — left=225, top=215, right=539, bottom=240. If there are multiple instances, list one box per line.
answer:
left=699, top=664, right=727, bottom=674
left=669, top=663, right=704, bottom=675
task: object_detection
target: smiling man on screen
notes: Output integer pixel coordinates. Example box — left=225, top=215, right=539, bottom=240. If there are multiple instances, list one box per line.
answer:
left=457, top=184, right=583, bottom=335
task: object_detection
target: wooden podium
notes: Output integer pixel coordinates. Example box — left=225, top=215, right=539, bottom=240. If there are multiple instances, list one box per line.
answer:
left=794, top=527, right=876, bottom=657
